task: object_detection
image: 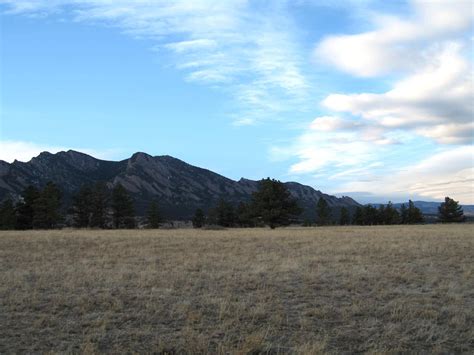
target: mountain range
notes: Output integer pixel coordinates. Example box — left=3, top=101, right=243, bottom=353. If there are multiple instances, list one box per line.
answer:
left=385, top=201, right=474, bottom=216
left=0, top=150, right=359, bottom=220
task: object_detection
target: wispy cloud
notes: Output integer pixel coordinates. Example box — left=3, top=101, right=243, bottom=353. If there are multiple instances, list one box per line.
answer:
left=0, top=0, right=310, bottom=124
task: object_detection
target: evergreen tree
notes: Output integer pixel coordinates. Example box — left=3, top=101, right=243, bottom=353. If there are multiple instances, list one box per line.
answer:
left=339, top=206, right=350, bottom=225
left=235, top=202, right=254, bottom=227
left=399, top=203, right=408, bottom=224
left=71, top=185, right=93, bottom=228
left=111, top=184, right=135, bottom=229
left=407, top=200, right=423, bottom=224
left=438, top=196, right=465, bottom=223
left=215, top=198, right=235, bottom=227
left=146, top=200, right=163, bottom=228
left=90, top=182, right=108, bottom=228
left=352, top=206, right=364, bottom=225
left=15, top=185, right=40, bottom=230
left=0, top=199, right=17, bottom=230
left=377, top=205, right=386, bottom=225
left=206, top=207, right=218, bottom=225
left=251, top=178, right=301, bottom=229
left=33, top=182, right=62, bottom=229
left=363, top=204, right=378, bottom=225
left=192, top=208, right=205, bottom=228
left=383, top=201, right=400, bottom=224
left=316, top=197, right=331, bottom=226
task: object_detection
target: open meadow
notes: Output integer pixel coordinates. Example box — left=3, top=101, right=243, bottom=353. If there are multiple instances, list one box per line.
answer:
left=0, top=225, right=473, bottom=353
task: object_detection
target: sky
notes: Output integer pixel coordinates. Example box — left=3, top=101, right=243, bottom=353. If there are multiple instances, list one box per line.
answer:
left=0, top=0, right=473, bottom=204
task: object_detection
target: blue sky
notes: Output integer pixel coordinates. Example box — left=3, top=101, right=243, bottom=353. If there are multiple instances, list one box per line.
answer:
left=0, top=0, right=473, bottom=204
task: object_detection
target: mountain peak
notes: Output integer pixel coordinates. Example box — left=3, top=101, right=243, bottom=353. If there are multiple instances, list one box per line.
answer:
left=129, top=152, right=154, bottom=165
left=0, top=149, right=361, bottom=219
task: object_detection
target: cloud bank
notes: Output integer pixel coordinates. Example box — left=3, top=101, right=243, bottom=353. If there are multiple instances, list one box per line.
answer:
left=280, top=0, right=473, bottom=203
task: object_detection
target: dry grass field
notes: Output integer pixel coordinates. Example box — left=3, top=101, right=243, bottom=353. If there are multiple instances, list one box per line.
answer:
left=0, top=225, right=473, bottom=353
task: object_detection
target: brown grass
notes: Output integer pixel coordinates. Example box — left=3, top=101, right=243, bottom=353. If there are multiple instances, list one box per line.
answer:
left=0, top=225, right=473, bottom=353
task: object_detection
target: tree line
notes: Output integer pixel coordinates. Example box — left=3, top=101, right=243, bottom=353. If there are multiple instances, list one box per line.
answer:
left=192, top=179, right=466, bottom=228
left=0, top=182, right=159, bottom=230
left=0, top=178, right=466, bottom=230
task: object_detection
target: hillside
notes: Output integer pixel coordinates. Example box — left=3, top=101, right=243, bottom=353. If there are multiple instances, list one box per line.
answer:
left=0, top=150, right=359, bottom=219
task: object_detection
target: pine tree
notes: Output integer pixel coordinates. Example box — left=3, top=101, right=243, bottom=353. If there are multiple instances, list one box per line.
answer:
left=235, top=202, right=254, bottom=227
left=0, top=199, right=17, bottom=230
left=33, top=182, right=63, bottom=229
left=192, top=208, right=205, bottom=228
left=71, top=185, right=93, bottom=228
left=438, top=196, right=465, bottom=223
left=251, top=178, right=301, bottom=229
left=146, top=200, right=163, bottom=228
left=383, top=201, right=400, bottom=224
left=407, top=200, right=423, bottom=224
left=90, top=182, right=108, bottom=228
left=111, top=184, right=135, bottom=229
left=316, top=197, right=331, bottom=226
left=377, top=205, right=386, bottom=225
left=399, top=203, right=408, bottom=224
left=215, top=198, right=235, bottom=227
left=15, top=185, right=40, bottom=230
left=339, top=206, right=350, bottom=225
left=364, top=204, right=378, bottom=225
left=352, top=206, right=364, bottom=225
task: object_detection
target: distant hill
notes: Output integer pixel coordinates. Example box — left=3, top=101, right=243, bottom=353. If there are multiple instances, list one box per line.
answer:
left=0, top=150, right=360, bottom=220
left=373, top=201, right=474, bottom=216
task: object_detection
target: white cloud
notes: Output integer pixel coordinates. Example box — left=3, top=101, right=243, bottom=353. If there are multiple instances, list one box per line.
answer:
left=339, top=146, right=474, bottom=204
left=322, top=42, right=473, bottom=144
left=0, top=140, right=118, bottom=163
left=315, top=0, right=473, bottom=77
left=277, top=1, right=473, bottom=204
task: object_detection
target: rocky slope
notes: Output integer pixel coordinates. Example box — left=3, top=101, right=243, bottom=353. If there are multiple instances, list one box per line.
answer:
left=0, top=150, right=360, bottom=219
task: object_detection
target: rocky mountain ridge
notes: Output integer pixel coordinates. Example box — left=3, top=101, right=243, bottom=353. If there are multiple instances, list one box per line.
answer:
left=0, top=150, right=360, bottom=219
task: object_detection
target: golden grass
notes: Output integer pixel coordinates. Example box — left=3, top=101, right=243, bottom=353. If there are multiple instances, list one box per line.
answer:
left=0, top=225, right=473, bottom=353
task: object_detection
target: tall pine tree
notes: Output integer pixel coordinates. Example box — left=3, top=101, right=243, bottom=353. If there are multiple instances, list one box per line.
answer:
left=192, top=208, right=205, bottom=228
left=32, top=182, right=62, bottom=229
left=251, top=178, right=301, bottom=229
left=146, top=200, right=163, bottom=228
left=235, top=202, right=255, bottom=227
left=438, top=197, right=465, bottom=223
left=71, top=185, right=93, bottom=228
left=407, top=200, right=423, bottom=224
left=339, top=206, right=350, bottom=225
left=316, top=197, right=331, bottom=226
left=214, top=198, right=235, bottom=227
left=364, top=204, right=378, bottom=225
left=15, top=185, right=40, bottom=230
left=383, top=201, right=400, bottom=224
left=111, top=184, right=135, bottom=229
left=352, top=206, right=364, bottom=225
left=0, top=199, right=17, bottom=230
left=399, top=203, right=408, bottom=224
left=89, top=182, right=109, bottom=228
